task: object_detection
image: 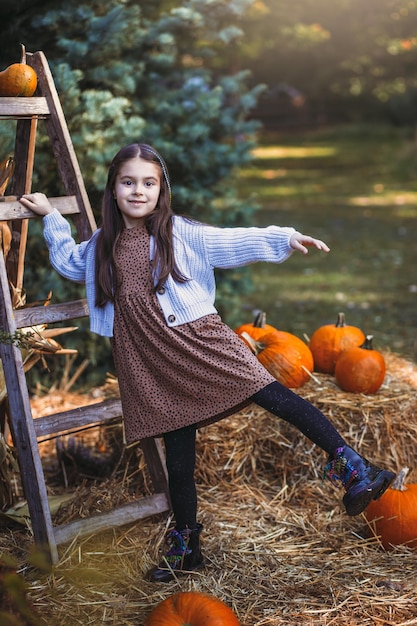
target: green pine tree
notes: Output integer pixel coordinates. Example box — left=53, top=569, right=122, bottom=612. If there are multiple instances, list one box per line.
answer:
left=13, top=0, right=265, bottom=385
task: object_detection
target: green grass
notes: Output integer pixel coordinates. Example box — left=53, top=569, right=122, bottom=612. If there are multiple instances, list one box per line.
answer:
left=237, top=124, right=417, bottom=360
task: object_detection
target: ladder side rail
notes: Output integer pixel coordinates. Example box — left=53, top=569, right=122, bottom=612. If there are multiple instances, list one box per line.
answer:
left=0, top=252, right=58, bottom=564
left=27, top=52, right=97, bottom=240
left=141, top=438, right=169, bottom=496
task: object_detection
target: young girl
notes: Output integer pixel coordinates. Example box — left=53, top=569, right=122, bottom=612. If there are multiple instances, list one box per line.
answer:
left=21, top=143, right=395, bottom=583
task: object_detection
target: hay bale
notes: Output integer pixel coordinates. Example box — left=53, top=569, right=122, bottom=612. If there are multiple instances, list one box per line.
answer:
left=2, top=352, right=417, bottom=624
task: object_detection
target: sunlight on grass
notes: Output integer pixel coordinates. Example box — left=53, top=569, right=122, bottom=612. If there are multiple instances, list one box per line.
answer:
left=349, top=190, right=417, bottom=208
left=239, top=167, right=288, bottom=179
left=252, top=270, right=385, bottom=302
left=251, top=145, right=338, bottom=159
left=256, top=184, right=325, bottom=197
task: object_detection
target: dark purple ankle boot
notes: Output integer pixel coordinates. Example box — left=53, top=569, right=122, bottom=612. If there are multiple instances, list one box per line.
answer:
left=324, top=446, right=395, bottom=516
left=147, top=523, right=205, bottom=583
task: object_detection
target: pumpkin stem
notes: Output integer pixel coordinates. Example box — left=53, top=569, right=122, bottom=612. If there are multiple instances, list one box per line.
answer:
left=253, top=311, right=266, bottom=328
left=240, top=331, right=260, bottom=355
left=360, top=335, right=374, bottom=350
left=335, top=312, right=346, bottom=327
left=390, top=467, right=409, bottom=491
left=20, top=43, right=27, bottom=65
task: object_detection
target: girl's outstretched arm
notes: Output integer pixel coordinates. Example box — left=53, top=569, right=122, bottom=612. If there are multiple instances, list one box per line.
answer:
left=19, top=192, right=54, bottom=216
left=290, top=232, right=330, bottom=255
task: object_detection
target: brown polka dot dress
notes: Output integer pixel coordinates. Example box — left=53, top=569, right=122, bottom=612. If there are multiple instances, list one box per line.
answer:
left=112, top=224, right=275, bottom=443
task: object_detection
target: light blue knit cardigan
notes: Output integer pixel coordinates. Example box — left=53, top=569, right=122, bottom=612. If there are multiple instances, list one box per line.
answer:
left=42, top=209, right=296, bottom=337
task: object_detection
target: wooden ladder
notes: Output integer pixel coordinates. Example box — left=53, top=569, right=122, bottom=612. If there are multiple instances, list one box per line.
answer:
left=0, top=51, right=170, bottom=565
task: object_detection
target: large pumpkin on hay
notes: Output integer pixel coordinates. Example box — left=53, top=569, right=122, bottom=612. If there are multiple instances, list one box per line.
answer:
left=309, top=312, right=365, bottom=374
left=239, top=329, right=314, bottom=389
left=144, top=591, right=240, bottom=626
left=365, top=467, right=417, bottom=550
left=334, top=335, right=386, bottom=394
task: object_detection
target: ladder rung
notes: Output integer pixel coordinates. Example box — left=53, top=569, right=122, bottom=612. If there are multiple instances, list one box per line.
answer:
left=34, top=397, right=123, bottom=438
left=0, top=97, right=50, bottom=117
left=14, top=299, right=89, bottom=329
left=0, top=195, right=80, bottom=220
left=53, top=493, right=170, bottom=545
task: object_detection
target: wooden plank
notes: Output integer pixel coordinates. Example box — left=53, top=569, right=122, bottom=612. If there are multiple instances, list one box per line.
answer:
left=7, top=115, right=37, bottom=293
left=0, top=97, right=50, bottom=117
left=28, top=52, right=97, bottom=240
left=7, top=116, right=34, bottom=288
left=16, top=116, right=38, bottom=293
left=33, top=397, right=123, bottom=438
left=0, top=252, right=58, bottom=564
left=141, top=438, right=169, bottom=496
left=0, top=195, right=80, bottom=220
left=14, top=298, right=89, bottom=329
left=53, top=493, right=170, bottom=545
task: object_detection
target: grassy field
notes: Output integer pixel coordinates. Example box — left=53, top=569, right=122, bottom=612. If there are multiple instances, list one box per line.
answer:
left=237, top=124, right=417, bottom=361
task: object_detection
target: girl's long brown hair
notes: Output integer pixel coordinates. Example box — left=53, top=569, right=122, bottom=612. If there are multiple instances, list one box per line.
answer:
left=94, top=143, right=187, bottom=307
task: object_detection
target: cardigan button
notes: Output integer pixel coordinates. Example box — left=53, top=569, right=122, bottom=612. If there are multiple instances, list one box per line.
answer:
left=168, top=314, right=176, bottom=323
left=157, top=287, right=166, bottom=295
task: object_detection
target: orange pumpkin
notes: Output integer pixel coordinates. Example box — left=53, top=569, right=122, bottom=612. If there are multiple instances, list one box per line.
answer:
left=0, top=44, right=37, bottom=97
left=235, top=311, right=276, bottom=342
left=309, top=312, right=365, bottom=374
left=365, top=467, right=417, bottom=550
left=144, top=591, right=240, bottom=626
left=334, top=335, right=385, bottom=394
left=240, top=329, right=314, bottom=388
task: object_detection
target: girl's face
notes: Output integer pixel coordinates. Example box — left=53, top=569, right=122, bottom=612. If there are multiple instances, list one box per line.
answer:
left=114, top=157, right=161, bottom=229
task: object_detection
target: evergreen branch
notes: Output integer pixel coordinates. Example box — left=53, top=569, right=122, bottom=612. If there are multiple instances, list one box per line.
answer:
left=0, top=329, right=34, bottom=350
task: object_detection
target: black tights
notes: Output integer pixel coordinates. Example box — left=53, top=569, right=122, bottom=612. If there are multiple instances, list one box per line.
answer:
left=252, top=381, right=346, bottom=454
left=163, top=381, right=347, bottom=530
left=163, top=424, right=198, bottom=530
